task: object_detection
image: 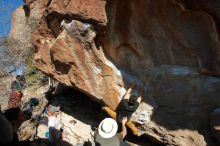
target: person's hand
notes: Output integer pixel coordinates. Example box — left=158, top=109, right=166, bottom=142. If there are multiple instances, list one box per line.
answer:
left=137, top=96, right=142, bottom=103
left=124, top=84, right=133, bottom=99
left=122, top=117, right=128, bottom=125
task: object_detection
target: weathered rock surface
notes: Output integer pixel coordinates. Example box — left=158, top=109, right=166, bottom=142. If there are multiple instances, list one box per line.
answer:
left=10, top=6, right=31, bottom=41
left=11, top=0, right=220, bottom=145
left=22, top=0, right=48, bottom=19
left=10, top=0, right=48, bottom=52
left=0, top=75, right=14, bottom=110
left=210, top=107, right=220, bottom=144
left=48, top=0, right=107, bottom=25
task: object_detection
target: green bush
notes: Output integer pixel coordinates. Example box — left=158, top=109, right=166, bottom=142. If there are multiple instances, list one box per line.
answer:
left=24, top=56, right=48, bottom=85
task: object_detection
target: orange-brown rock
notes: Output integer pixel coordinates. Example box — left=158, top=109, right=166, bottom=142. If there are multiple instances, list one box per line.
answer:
left=23, top=0, right=49, bottom=19
left=11, top=0, right=220, bottom=145
left=33, top=19, right=124, bottom=110
left=48, top=0, right=107, bottom=25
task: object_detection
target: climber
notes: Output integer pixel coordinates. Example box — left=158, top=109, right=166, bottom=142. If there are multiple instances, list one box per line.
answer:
left=94, top=117, right=130, bottom=146
left=47, top=106, right=62, bottom=146
left=45, top=84, right=56, bottom=102
left=117, top=83, right=142, bottom=131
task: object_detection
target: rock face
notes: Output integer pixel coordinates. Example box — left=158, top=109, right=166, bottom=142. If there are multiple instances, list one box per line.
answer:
left=0, top=75, right=14, bottom=110
left=211, top=107, right=220, bottom=144
left=10, top=6, right=29, bottom=40
left=11, top=0, right=220, bottom=145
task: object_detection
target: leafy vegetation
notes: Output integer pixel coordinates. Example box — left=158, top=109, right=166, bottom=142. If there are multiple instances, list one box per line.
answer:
left=24, top=56, right=47, bottom=86
left=0, top=12, right=47, bottom=85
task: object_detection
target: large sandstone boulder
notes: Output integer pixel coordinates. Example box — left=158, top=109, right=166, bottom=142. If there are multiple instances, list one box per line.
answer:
left=11, top=0, right=220, bottom=145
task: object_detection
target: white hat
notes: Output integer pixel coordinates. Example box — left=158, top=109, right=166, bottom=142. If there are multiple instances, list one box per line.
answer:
left=98, top=118, right=118, bottom=139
